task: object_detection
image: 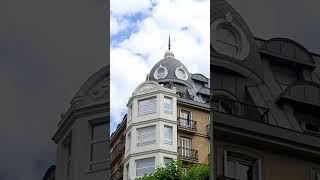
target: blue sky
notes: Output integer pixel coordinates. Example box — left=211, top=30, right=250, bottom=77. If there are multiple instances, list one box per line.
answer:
left=110, top=0, right=210, bottom=133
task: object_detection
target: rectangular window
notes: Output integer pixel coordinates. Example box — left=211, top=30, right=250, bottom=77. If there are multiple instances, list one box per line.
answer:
left=63, top=133, right=72, bottom=180
left=164, top=96, right=173, bottom=114
left=164, top=125, right=173, bottom=144
left=136, top=157, right=155, bottom=177
left=180, top=110, right=192, bottom=128
left=129, top=104, right=133, bottom=122
left=127, top=132, right=131, bottom=152
left=137, top=125, right=156, bottom=146
left=89, top=122, right=107, bottom=171
left=311, top=168, right=320, bottom=180
left=179, top=137, right=192, bottom=158
left=164, top=157, right=173, bottom=165
left=138, top=97, right=156, bottom=116
left=225, top=152, right=256, bottom=180
left=126, top=164, right=130, bottom=180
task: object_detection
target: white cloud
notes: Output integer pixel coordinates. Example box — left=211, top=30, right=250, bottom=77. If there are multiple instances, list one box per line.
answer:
left=111, top=0, right=153, bottom=16
left=111, top=0, right=209, bottom=133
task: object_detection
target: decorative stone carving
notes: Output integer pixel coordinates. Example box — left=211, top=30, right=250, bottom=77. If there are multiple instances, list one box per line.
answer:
left=137, top=83, right=157, bottom=93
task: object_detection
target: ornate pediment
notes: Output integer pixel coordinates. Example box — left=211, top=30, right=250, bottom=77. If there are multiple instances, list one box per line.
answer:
left=133, top=81, right=160, bottom=96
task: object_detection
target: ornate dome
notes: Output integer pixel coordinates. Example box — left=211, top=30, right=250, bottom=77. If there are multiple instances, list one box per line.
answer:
left=149, top=52, right=193, bottom=88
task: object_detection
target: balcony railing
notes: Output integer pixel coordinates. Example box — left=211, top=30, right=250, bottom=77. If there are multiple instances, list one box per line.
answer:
left=111, top=168, right=123, bottom=180
left=177, top=117, right=197, bottom=131
left=212, top=96, right=269, bottom=123
left=178, top=147, right=198, bottom=161
left=111, top=141, right=124, bottom=162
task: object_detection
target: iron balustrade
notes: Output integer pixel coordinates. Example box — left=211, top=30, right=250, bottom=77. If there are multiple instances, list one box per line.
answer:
left=178, top=147, right=198, bottom=161
left=212, top=96, right=269, bottom=123
left=110, top=141, right=124, bottom=162
left=177, top=117, right=197, bottom=131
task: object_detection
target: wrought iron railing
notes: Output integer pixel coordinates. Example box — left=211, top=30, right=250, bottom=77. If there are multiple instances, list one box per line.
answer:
left=177, top=117, right=197, bottom=131
left=178, top=147, right=198, bottom=161
left=212, top=96, right=269, bottom=123
left=111, top=168, right=123, bottom=180
left=111, top=141, right=124, bottom=162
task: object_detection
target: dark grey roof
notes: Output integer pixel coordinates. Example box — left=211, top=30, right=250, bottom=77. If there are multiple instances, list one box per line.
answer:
left=149, top=57, right=193, bottom=87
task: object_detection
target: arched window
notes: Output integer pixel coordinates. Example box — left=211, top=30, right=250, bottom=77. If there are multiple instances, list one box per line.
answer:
left=215, top=25, right=240, bottom=57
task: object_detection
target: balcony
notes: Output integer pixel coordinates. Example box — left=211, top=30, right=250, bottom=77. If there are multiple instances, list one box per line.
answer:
left=212, top=96, right=269, bottom=123
left=177, top=117, right=197, bottom=133
left=111, top=167, right=123, bottom=180
left=110, top=141, right=124, bottom=163
left=178, top=147, right=198, bottom=162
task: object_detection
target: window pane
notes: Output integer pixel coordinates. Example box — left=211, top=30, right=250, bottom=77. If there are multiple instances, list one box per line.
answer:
left=164, top=126, right=173, bottom=144
left=137, top=126, right=156, bottom=146
left=238, top=163, right=252, bottom=180
left=217, top=27, right=237, bottom=44
left=164, top=157, right=173, bottom=165
left=136, top=158, right=155, bottom=176
left=215, top=41, right=238, bottom=57
left=138, top=98, right=156, bottom=115
left=91, top=141, right=107, bottom=161
left=226, top=160, right=235, bottom=178
left=90, top=161, right=107, bottom=171
left=164, top=97, right=173, bottom=114
left=92, top=123, right=107, bottom=140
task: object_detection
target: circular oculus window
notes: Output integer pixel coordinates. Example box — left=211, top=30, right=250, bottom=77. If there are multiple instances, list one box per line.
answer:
left=175, top=66, right=188, bottom=80
left=154, top=65, right=168, bottom=79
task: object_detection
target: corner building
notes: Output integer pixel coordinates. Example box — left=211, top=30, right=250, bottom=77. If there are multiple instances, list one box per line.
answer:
left=211, top=1, right=320, bottom=180
left=111, top=48, right=210, bottom=180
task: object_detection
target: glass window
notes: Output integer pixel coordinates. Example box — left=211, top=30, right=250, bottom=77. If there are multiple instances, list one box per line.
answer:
left=164, top=96, right=173, bottom=114
left=215, top=26, right=240, bottom=57
left=127, top=132, right=131, bottom=151
left=164, top=126, right=173, bottom=144
left=225, top=154, right=255, bottom=180
left=137, top=125, right=156, bottom=146
left=89, top=122, right=107, bottom=171
left=164, top=157, right=173, bottom=165
left=129, top=104, right=133, bottom=122
left=126, top=164, right=130, bottom=180
left=136, top=157, right=155, bottom=177
left=180, top=110, right=192, bottom=128
left=63, top=134, right=72, bottom=180
left=138, top=97, right=156, bottom=116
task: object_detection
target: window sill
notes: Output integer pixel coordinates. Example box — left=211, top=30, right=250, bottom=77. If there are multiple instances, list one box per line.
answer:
left=137, top=140, right=156, bottom=147
left=86, top=168, right=108, bottom=174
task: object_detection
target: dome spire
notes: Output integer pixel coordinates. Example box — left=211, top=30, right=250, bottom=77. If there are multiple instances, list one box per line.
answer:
left=164, top=34, right=174, bottom=58
left=168, top=34, right=171, bottom=50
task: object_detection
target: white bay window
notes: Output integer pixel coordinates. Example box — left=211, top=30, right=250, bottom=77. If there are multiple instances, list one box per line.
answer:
left=164, top=96, right=173, bottom=114
left=164, top=125, right=173, bottom=144
left=138, top=97, right=156, bottom=116
left=137, top=125, right=156, bottom=146
left=136, top=157, right=155, bottom=177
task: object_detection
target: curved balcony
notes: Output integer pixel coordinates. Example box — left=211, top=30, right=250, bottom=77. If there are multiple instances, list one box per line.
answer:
left=177, top=117, right=197, bottom=133
left=178, top=147, right=198, bottom=162
left=212, top=96, right=269, bottom=123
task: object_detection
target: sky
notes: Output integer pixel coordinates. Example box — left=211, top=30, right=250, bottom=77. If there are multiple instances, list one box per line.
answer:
left=0, top=0, right=320, bottom=179
left=110, top=0, right=210, bottom=133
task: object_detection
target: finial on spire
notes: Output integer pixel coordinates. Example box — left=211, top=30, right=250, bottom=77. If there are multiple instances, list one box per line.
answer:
left=164, top=34, right=174, bottom=58
left=168, top=35, right=171, bottom=50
